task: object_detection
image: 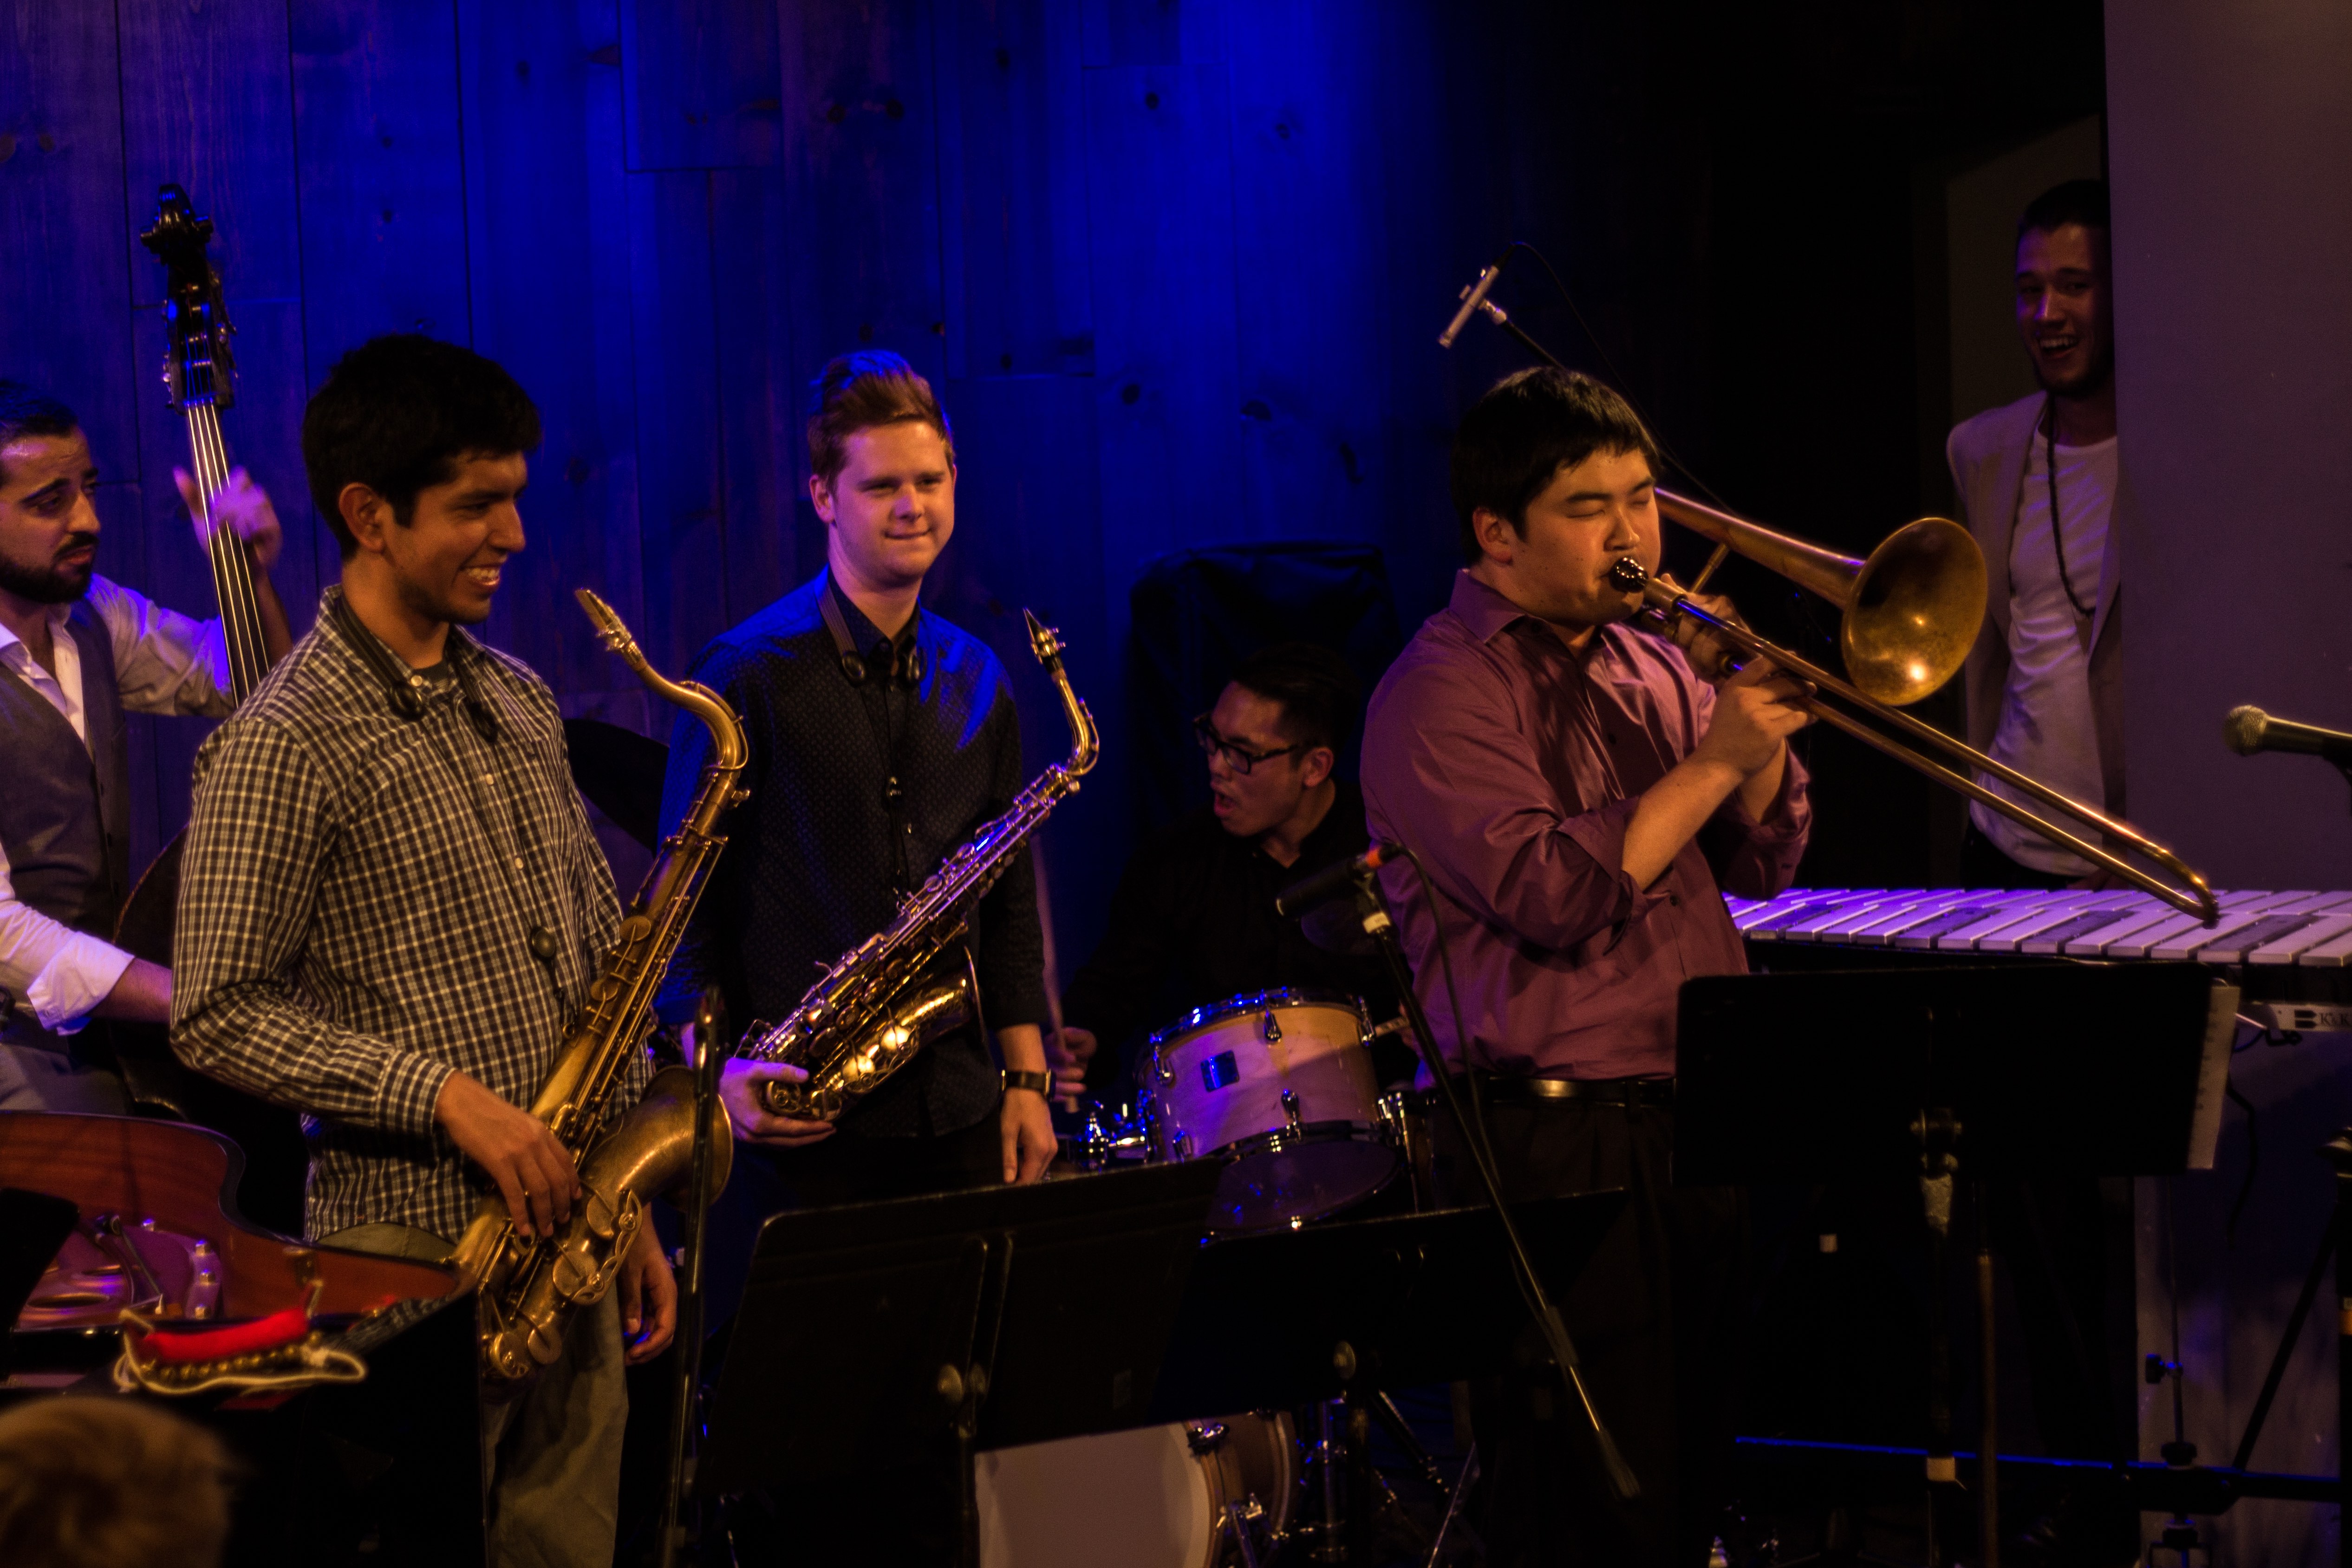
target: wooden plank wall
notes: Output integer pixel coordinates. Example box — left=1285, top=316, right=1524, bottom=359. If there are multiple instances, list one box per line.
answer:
left=0, top=0, right=1479, bottom=961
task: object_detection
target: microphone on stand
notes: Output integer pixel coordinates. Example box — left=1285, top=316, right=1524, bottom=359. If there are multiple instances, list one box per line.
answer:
left=2226, top=705, right=2352, bottom=813
left=1438, top=249, right=1511, bottom=349
left=2225, top=705, right=2352, bottom=765
left=1276, top=841, right=1403, bottom=919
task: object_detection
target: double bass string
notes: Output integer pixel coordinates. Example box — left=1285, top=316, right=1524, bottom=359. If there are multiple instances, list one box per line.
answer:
left=186, top=354, right=266, bottom=703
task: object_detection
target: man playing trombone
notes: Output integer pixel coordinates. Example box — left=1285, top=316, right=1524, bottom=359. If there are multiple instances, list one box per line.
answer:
left=1361, top=367, right=1812, bottom=1566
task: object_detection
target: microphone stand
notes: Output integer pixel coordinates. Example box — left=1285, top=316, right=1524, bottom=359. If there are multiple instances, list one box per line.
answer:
left=658, top=987, right=728, bottom=1568
left=1342, top=863, right=1640, bottom=1501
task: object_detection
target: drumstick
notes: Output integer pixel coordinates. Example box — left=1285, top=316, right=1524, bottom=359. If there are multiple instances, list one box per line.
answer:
left=1031, top=843, right=1081, bottom=1113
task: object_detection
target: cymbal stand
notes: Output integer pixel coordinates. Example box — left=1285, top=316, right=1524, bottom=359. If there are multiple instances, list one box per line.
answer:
left=1295, top=1386, right=1432, bottom=1565
left=1422, top=1444, right=1479, bottom=1568
left=657, top=990, right=728, bottom=1568
left=1916, top=1107, right=1961, bottom=1568
left=1369, top=1389, right=1454, bottom=1500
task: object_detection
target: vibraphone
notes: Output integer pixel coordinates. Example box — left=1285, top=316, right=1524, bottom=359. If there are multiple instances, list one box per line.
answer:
left=1723, top=886, right=2352, bottom=1034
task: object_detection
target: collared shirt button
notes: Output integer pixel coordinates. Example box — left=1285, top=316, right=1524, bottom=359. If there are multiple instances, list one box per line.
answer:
left=482, top=774, right=494, bottom=785
left=512, top=856, right=524, bottom=870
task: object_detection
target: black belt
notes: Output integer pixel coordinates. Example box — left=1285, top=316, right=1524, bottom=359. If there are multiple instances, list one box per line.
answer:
left=1452, top=1074, right=1675, bottom=1108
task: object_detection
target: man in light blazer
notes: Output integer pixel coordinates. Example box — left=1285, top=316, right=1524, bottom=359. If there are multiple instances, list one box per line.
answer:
left=1944, top=177, right=2138, bottom=1565
left=1947, top=177, right=2121, bottom=891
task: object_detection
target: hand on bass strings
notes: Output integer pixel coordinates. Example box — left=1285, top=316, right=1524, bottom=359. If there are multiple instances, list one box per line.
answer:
left=433, top=1071, right=580, bottom=1239
left=617, top=1220, right=678, bottom=1364
left=718, top=1056, right=837, bottom=1149
left=176, top=466, right=281, bottom=573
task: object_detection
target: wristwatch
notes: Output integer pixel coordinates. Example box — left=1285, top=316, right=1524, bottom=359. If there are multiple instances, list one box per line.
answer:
left=1002, top=1068, right=1053, bottom=1098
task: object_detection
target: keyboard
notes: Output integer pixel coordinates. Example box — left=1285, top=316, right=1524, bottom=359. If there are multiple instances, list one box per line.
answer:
left=1724, top=887, right=2352, bottom=1034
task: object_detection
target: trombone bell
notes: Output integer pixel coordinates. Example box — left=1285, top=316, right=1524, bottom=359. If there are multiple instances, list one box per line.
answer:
left=1655, top=491, right=1986, bottom=707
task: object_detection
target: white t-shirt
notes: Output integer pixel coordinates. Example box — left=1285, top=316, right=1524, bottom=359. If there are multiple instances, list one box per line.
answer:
left=1972, top=434, right=2115, bottom=875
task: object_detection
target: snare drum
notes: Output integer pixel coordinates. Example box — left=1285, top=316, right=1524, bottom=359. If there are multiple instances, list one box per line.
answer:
left=977, top=1412, right=1294, bottom=1568
left=1143, top=989, right=1400, bottom=1232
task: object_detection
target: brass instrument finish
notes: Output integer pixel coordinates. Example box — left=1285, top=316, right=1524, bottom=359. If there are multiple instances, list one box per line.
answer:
left=743, top=610, right=1100, bottom=1121
left=1609, top=493, right=2216, bottom=921
left=1654, top=490, right=1985, bottom=709
left=452, top=589, right=745, bottom=1382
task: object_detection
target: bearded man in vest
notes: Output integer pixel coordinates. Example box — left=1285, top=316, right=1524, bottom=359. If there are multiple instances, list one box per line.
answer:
left=0, top=382, right=289, bottom=1112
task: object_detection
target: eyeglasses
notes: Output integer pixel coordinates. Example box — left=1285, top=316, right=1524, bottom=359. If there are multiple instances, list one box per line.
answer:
left=1192, top=713, right=1303, bottom=775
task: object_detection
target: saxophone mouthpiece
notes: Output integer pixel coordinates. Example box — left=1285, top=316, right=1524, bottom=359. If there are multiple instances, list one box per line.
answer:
left=574, top=587, right=634, bottom=654
left=1023, top=608, right=1064, bottom=665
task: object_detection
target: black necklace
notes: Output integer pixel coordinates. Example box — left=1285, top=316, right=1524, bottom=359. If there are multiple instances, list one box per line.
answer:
left=2041, top=397, right=2097, bottom=620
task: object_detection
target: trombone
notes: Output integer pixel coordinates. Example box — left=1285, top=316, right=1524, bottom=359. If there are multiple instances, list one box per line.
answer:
left=1622, top=488, right=2218, bottom=923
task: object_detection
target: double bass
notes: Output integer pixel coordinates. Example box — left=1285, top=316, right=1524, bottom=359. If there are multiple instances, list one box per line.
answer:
left=105, top=185, right=308, bottom=1234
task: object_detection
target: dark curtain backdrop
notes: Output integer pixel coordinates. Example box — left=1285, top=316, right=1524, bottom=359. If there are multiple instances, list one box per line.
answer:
left=0, top=0, right=2103, bottom=977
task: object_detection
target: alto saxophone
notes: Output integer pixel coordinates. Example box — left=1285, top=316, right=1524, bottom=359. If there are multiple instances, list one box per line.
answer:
left=743, top=610, right=1099, bottom=1120
left=451, top=589, right=745, bottom=1382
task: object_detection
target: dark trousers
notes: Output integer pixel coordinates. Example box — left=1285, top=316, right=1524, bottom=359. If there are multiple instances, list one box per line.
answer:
left=708, top=1109, right=1005, bottom=1567
left=1429, top=1094, right=1746, bottom=1568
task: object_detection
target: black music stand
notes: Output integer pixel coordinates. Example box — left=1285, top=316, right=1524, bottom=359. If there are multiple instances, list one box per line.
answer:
left=699, top=1160, right=1228, bottom=1563
left=1676, top=962, right=2229, bottom=1568
left=1156, top=1187, right=1627, bottom=1567
left=699, top=1160, right=1624, bottom=1566
left=1152, top=1188, right=1626, bottom=1417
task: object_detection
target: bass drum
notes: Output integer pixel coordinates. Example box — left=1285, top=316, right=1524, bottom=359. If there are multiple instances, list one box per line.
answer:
left=977, top=1412, right=1294, bottom=1568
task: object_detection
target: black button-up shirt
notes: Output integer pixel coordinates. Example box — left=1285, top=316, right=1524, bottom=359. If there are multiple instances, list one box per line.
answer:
left=1060, top=777, right=1401, bottom=1094
left=656, top=573, right=1048, bottom=1138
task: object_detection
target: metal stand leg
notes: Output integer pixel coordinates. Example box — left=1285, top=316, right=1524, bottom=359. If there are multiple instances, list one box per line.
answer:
left=1313, top=1399, right=1345, bottom=1564
left=1347, top=1397, right=1376, bottom=1565
left=2332, top=1134, right=2352, bottom=1568
left=657, top=990, right=728, bottom=1568
left=1976, top=1184, right=2000, bottom=1568
left=1421, top=1445, right=1479, bottom=1568
left=1917, top=1108, right=1961, bottom=1568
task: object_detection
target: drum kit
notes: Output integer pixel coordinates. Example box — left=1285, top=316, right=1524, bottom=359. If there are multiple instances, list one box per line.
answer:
left=981, top=989, right=1448, bottom=1568
left=1059, top=989, right=1420, bottom=1230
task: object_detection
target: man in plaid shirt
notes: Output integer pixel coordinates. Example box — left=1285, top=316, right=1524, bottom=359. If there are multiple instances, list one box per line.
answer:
left=170, top=335, right=670, bottom=1568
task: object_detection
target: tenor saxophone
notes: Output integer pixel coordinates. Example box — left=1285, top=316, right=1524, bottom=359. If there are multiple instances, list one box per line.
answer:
left=741, top=610, right=1098, bottom=1120
left=451, top=589, right=745, bottom=1382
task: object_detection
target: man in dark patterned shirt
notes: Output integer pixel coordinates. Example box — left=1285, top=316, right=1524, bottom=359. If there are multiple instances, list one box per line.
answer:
left=655, top=353, right=1053, bottom=1558
left=658, top=351, right=1055, bottom=1210
left=171, top=336, right=669, bottom=1568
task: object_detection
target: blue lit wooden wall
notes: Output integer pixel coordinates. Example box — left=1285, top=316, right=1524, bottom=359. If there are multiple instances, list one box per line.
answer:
left=0, top=0, right=1488, bottom=958
left=1, top=0, right=2117, bottom=952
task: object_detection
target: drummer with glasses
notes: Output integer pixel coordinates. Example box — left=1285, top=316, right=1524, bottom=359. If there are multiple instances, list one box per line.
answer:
left=1049, top=642, right=1404, bottom=1100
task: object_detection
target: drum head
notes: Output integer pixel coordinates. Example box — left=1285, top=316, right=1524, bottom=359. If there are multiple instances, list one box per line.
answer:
left=977, top=1423, right=1212, bottom=1568
left=1147, top=988, right=1366, bottom=1051
left=1211, top=1127, right=1401, bottom=1233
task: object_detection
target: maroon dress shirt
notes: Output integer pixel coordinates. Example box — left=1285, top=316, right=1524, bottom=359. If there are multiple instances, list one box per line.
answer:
left=1362, top=571, right=1811, bottom=1081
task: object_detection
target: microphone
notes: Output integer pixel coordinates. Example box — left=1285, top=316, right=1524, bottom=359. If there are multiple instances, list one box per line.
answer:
left=2224, top=705, right=2352, bottom=764
left=1438, top=249, right=1510, bottom=349
left=1276, top=841, right=1403, bottom=919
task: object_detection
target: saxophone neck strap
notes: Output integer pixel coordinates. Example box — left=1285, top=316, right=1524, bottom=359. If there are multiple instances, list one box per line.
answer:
left=818, top=569, right=925, bottom=688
